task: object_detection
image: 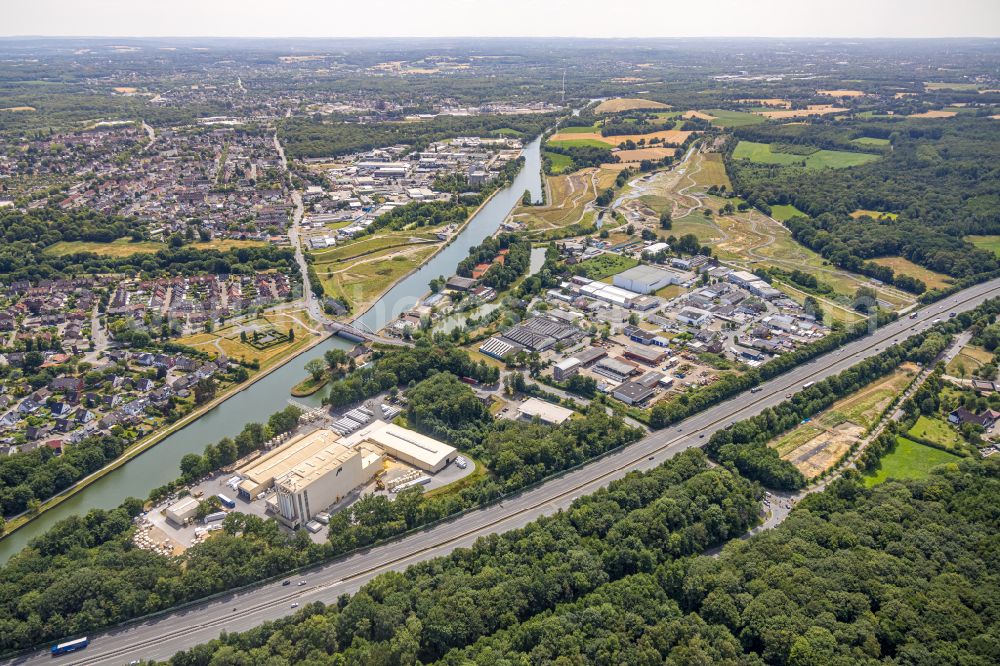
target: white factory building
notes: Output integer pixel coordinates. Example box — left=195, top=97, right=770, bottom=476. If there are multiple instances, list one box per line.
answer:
left=613, top=264, right=693, bottom=294
left=274, top=440, right=384, bottom=529
left=230, top=423, right=459, bottom=529
left=345, top=421, right=458, bottom=473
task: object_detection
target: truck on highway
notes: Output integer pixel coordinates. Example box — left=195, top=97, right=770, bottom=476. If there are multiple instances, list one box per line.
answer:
left=51, top=637, right=89, bottom=656
left=217, top=493, right=236, bottom=509
left=802, top=381, right=816, bottom=389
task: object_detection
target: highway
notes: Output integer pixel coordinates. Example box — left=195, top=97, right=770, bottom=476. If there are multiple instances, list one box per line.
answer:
left=12, top=277, right=1000, bottom=666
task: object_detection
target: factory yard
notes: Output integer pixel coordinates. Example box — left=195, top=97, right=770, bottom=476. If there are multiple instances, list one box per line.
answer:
left=144, top=398, right=476, bottom=550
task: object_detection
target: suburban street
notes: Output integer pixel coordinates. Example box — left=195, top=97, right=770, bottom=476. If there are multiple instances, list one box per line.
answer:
left=274, top=132, right=327, bottom=325
left=13, top=277, right=1000, bottom=666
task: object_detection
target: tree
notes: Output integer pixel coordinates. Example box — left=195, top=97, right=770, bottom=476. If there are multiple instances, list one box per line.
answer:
left=305, top=359, right=326, bottom=382
left=193, top=378, right=217, bottom=405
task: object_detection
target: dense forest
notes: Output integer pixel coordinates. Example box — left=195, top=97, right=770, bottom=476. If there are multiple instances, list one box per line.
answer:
left=278, top=112, right=559, bottom=159
left=164, top=455, right=1000, bottom=665
left=169, top=449, right=762, bottom=665
left=726, top=118, right=1000, bottom=287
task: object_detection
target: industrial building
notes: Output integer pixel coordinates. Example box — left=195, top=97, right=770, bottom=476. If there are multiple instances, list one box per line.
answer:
left=594, top=357, right=639, bottom=382
left=613, top=381, right=657, bottom=405
left=553, top=357, right=582, bottom=381
left=272, top=439, right=384, bottom=529
left=346, top=421, right=458, bottom=473
left=624, top=345, right=668, bottom=366
left=479, top=336, right=524, bottom=360
left=236, top=429, right=346, bottom=501
left=613, top=264, right=692, bottom=294
left=518, top=397, right=574, bottom=425
left=165, top=496, right=200, bottom=526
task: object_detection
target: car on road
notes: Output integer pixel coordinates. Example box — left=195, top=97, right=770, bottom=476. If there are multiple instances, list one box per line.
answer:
left=750, top=386, right=762, bottom=393
left=282, top=580, right=290, bottom=586
left=698, top=434, right=704, bottom=438
left=910, top=312, right=919, bottom=319
left=298, top=580, right=307, bottom=586
left=785, top=393, right=792, bottom=398
left=291, top=603, right=299, bottom=609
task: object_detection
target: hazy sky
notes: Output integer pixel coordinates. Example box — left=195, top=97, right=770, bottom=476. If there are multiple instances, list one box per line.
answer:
left=5, top=0, right=1000, bottom=39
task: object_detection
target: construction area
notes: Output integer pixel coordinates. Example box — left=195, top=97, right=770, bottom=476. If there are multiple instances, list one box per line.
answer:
left=770, top=364, right=919, bottom=478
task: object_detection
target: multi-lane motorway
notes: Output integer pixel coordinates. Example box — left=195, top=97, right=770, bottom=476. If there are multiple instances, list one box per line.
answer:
left=14, top=277, right=1000, bottom=666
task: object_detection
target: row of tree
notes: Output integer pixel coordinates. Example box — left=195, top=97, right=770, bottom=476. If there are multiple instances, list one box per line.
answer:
left=168, top=449, right=761, bottom=665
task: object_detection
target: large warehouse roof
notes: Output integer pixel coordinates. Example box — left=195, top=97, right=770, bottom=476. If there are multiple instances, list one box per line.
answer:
left=276, top=442, right=357, bottom=493
left=347, top=422, right=457, bottom=472
left=238, top=429, right=342, bottom=484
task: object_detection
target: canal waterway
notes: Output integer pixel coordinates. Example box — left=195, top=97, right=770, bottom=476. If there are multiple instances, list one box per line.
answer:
left=0, top=137, right=544, bottom=562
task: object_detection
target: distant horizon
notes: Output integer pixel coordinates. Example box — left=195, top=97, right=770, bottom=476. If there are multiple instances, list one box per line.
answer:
left=5, top=0, right=999, bottom=40
left=3, top=35, right=1000, bottom=41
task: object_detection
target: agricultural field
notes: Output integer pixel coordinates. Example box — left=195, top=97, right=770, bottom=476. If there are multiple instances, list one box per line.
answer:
left=735, top=98, right=791, bottom=108
left=771, top=364, right=917, bottom=478
left=769, top=204, right=807, bottom=221
left=870, top=256, right=953, bottom=290
left=863, top=436, right=962, bottom=486
left=698, top=109, right=765, bottom=127
left=554, top=124, right=600, bottom=134
left=755, top=104, right=848, bottom=119
left=732, top=141, right=880, bottom=169
left=965, top=234, right=1000, bottom=256
left=547, top=130, right=693, bottom=147
left=43, top=238, right=266, bottom=257
left=924, top=81, right=981, bottom=91
left=544, top=150, right=575, bottom=174
left=573, top=254, right=638, bottom=280
left=689, top=152, right=731, bottom=190
left=817, top=89, right=865, bottom=97
left=851, top=136, right=890, bottom=146
left=614, top=147, right=675, bottom=163
left=546, top=137, right=614, bottom=149
left=177, top=309, right=320, bottom=369
left=909, top=110, right=958, bottom=118
left=594, top=98, right=671, bottom=114
left=907, top=415, right=967, bottom=453
left=944, top=343, right=994, bottom=378
left=850, top=209, right=898, bottom=220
